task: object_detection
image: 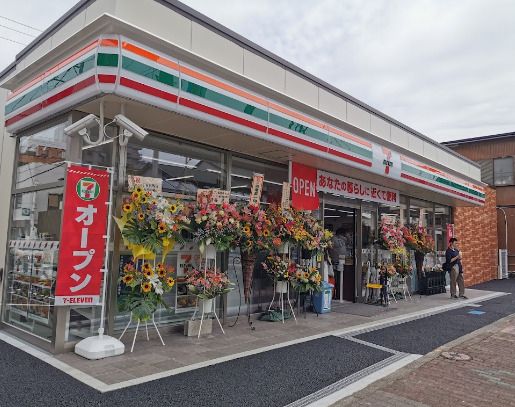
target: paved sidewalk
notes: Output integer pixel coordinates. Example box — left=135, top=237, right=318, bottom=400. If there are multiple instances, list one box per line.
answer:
left=332, top=314, right=515, bottom=407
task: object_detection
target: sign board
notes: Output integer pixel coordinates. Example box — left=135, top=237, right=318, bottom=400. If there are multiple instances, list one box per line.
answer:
left=446, top=223, right=455, bottom=241
left=196, top=188, right=230, bottom=205
left=281, top=182, right=291, bottom=208
left=249, top=173, right=264, bottom=206
left=317, top=170, right=399, bottom=205
left=291, top=162, right=319, bottom=210
left=128, top=175, right=162, bottom=193
left=55, top=165, right=110, bottom=305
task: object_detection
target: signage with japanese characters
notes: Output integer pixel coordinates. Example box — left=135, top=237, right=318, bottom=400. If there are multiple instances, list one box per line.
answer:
left=249, top=173, right=264, bottom=206
left=317, top=170, right=399, bottom=205
left=291, top=162, right=319, bottom=210
left=128, top=175, right=162, bottom=193
left=281, top=182, right=291, bottom=208
left=196, top=188, right=230, bottom=205
left=55, top=165, right=110, bottom=306
left=446, top=223, right=455, bottom=241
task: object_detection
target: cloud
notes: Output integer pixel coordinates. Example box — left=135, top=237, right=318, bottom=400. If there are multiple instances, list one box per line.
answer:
left=1, top=0, right=514, bottom=142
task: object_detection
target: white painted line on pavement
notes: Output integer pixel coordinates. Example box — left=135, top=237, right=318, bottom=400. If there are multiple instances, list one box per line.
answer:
left=303, top=354, right=422, bottom=407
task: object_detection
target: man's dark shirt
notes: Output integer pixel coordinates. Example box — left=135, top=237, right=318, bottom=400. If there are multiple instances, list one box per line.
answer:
left=446, top=247, right=463, bottom=273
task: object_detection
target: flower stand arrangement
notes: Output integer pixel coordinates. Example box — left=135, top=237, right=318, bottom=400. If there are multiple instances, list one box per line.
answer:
left=402, top=224, right=435, bottom=281
left=118, top=261, right=176, bottom=352
left=291, top=264, right=323, bottom=317
left=115, top=185, right=189, bottom=351
left=262, top=255, right=297, bottom=323
left=379, top=263, right=397, bottom=306
left=185, top=267, right=233, bottom=338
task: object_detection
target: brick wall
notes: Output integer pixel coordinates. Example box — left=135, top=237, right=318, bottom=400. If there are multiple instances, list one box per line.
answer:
left=454, top=187, right=498, bottom=286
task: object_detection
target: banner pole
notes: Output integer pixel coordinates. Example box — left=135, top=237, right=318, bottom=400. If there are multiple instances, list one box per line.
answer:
left=98, top=166, right=115, bottom=338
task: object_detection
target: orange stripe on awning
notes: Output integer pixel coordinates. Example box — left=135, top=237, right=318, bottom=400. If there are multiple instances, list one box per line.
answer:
left=122, top=41, right=180, bottom=71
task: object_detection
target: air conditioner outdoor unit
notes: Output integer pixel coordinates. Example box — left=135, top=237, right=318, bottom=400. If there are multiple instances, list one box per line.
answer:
left=498, top=249, right=508, bottom=279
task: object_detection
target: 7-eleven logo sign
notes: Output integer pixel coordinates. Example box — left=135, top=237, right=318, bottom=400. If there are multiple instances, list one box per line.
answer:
left=76, top=177, right=100, bottom=201
left=382, top=147, right=393, bottom=175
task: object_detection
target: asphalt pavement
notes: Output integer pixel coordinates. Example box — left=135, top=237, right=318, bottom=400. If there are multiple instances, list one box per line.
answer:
left=0, top=278, right=513, bottom=407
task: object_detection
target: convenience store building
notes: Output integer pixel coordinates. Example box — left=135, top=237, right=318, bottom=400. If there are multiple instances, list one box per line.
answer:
left=0, top=0, right=487, bottom=352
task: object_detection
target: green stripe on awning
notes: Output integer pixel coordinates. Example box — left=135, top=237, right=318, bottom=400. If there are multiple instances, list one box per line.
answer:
left=5, top=55, right=95, bottom=115
left=402, top=163, right=485, bottom=198
left=97, top=53, right=119, bottom=67
left=122, top=56, right=179, bottom=88
left=181, top=79, right=268, bottom=121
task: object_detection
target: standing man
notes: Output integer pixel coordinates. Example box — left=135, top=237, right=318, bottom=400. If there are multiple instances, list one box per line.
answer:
left=446, top=237, right=467, bottom=299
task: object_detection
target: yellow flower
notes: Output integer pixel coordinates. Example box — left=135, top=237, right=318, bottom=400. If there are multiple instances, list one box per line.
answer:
left=137, top=212, right=145, bottom=221
left=142, top=263, right=152, bottom=272
left=162, top=237, right=170, bottom=247
left=244, top=240, right=252, bottom=248
left=122, top=275, right=134, bottom=284
left=144, top=269, right=154, bottom=278
left=158, top=223, right=166, bottom=233
left=122, top=203, right=133, bottom=213
left=166, top=277, right=175, bottom=287
left=263, top=229, right=270, bottom=237
left=141, top=282, right=152, bottom=293
left=131, top=191, right=141, bottom=201
left=140, top=195, right=148, bottom=204
left=157, top=269, right=166, bottom=278
left=243, top=225, right=251, bottom=236
left=169, top=204, right=178, bottom=213
left=135, top=186, right=144, bottom=194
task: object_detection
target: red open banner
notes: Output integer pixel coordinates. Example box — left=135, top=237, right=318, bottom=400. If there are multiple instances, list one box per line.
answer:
left=55, top=165, right=110, bottom=305
left=291, top=162, right=319, bottom=210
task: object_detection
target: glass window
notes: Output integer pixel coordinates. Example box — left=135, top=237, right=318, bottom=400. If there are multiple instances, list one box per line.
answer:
left=16, top=123, right=67, bottom=190
left=435, top=205, right=451, bottom=261
left=409, top=198, right=434, bottom=235
left=125, top=135, right=224, bottom=198
left=81, top=125, right=116, bottom=168
left=494, top=157, right=514, bottom=186
left=229, top=156, right=287, bottom=205
left=4, top=188, right=63, bottom=340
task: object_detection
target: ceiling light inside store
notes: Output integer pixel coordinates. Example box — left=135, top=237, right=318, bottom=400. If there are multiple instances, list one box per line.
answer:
left=142, top=156, right=197, bottom=169
left=165, top=175, right=194, bottom=181
left=231, top=173, right=251, bottom=179
left=231, top=185, right=249, bottom=189
left=206, top=169, right=221, bottom=174
left=324, top=215, right=340, bottom=218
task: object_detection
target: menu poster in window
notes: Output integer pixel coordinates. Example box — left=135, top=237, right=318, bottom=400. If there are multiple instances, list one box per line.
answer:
left=55, top=165, right=110, bottom=306
left=281, top=182, right=291, bottom=208
left=128, top=175, right=162, bottom=193
left=196, top=188, right=230, bottom=205
left=249, top=173, right=264, bottom=206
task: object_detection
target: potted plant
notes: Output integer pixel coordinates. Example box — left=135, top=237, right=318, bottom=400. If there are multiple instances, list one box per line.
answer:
left=378, top=218, right=406, bottom=256
left=119, top=261, right=176, bottom=322
left=290, top=264, right=323, bottom=294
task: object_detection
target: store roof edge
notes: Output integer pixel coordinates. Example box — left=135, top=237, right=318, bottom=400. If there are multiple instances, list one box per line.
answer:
left=0, top=0, right=479, bottom=169
left=442, top=131, right=515, bottom=146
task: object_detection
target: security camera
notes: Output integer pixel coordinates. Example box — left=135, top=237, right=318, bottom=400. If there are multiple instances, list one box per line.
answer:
left=64, top=114, right=100, bottom=136
left=113, top=114, right=148, bottom=141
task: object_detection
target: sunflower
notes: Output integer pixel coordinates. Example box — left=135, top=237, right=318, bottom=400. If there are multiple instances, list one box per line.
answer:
left=169, top=204, right=178, bottom=213
left=135, top=186, right=144, bottom=194
left=140, top=195, right=148, bottom=204
left=137, top=212, right=145, bottom=221
left=157, top=223, right=166, bottom=234
left=263, top=229, right=270, bottom=237
left=122, top=203, right=133, bottom=213
left=242, top=225, right=251, bottom=235
left=244, top=240, right=252, bottom=248
left=166, top=277, right=175, bottom=287
left=143, top=269, right=154, bottom=278
left=122, top=274, right=134, bottom=284
left=142, top=263, right=153, bottom=272
left=131, top=191, right=141, bottom=201
left=141, top=282, right=152, bottom=293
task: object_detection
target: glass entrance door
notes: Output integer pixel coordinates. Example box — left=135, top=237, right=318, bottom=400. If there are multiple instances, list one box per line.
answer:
left=323, top=203, right=355, bottom=302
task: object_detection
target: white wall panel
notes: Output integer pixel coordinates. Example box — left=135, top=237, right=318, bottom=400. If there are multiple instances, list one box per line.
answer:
left=347, top=103, right=371, bottom=131
left=192, top=22, right=244, bottom=74
left=318, top=87, right=346, bottom=121
left=20, top=38, right=53, bottom=70
left=370, top=115, right=390, bottom=141
left=243, top=50, right=285, bottom=91
left=390, top=126, right=410, bottom=150
left=51, top=10, right=87, bottom=50
left=284, top=71, right=318, bottom=108
left=408, top=134, right=424, bottom=156
left=85, top=0, right=116, bottom=25
left=116, top=0, right=192, bottom=50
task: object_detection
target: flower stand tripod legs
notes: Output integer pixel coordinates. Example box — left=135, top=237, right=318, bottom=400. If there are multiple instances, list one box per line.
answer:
left=268, top=281, right=297, bottom=324
left=193, top=297, right=225, bottom=339
left=119, top=312, right=165, bottom=352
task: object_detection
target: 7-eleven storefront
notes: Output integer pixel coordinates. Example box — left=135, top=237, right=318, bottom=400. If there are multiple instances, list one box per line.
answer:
left=0, top=10, right=485, bottom=352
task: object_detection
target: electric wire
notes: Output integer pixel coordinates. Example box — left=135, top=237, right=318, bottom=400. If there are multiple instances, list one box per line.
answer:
left=0, top=35, right=27, bottom=46
left=0, top=15, right=42, bottom=32
left=0, top=23, right=36, bottom=37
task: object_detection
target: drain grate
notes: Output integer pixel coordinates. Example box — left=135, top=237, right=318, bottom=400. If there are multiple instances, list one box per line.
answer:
left=441, top=351, right=472, bottom=361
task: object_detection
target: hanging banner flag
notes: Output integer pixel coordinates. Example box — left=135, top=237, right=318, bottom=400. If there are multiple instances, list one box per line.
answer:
left=291, top=162, right=319, bottom=210
left=281, top=182, right=291, bottom=208
left=55, top=165, right=110, bottom=305
left=249, top=173, right=264, bottom=206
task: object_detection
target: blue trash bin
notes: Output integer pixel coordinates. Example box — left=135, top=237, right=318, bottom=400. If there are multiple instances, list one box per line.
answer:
left=312, top=281, right=334, bottom=314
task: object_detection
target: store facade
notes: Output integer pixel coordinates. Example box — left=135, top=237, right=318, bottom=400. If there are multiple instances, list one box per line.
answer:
left=0, top=0, right=485, bottom=352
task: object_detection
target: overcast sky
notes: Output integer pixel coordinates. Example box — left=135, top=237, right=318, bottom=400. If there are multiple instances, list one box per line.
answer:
left=0, top=0, right=514, bottom=142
